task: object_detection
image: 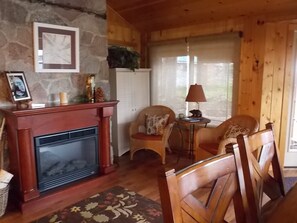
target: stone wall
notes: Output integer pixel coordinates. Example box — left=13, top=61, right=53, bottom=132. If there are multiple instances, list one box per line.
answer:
left=0, top=0, right=109, bottom=106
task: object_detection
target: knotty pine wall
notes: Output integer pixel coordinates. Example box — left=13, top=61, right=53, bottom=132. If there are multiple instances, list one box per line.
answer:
left=107, top=10, right=297, bottom=165
left=107, top=6, right=141, bottom=52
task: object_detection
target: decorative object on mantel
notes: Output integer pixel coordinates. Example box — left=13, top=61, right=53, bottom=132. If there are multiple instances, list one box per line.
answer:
left=95, top=87, right=105, bottom=102
left=34, top=186, right=163, bottom=223
left=107, top=45, right=140, bottom=71
left=86, top=74, right=95, bottom=102
left=5, top=71, right=32, bottom=108
left=59, top=92, right=68, bottom=105
left=33, top=22, right=80, bottom=73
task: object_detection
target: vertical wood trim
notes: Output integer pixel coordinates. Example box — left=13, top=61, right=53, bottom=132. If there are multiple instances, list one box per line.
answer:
left=260, top=23, right=275, bottom=129
left=270, top=22, right=288, bottom=147
left=261, top=22, right=289, bottom=165
left=238, top=17, right=253, bottom=114
left=140, top=32, right=149, bottom=67
left=279, top=23, right=297, bottom=166
left=238, top=17, right=265, bottom=120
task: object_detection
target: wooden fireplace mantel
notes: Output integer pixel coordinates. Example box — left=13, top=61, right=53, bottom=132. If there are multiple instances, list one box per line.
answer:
left=0, top=101, right=118, bottom=213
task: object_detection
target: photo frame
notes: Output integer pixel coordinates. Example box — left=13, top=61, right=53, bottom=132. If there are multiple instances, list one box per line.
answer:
left=33, top=22, right=80, bottom=73
left=5, top=71, right=32, bottom=102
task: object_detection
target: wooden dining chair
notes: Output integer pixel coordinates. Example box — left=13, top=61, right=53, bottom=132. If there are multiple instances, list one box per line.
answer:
left=158, top=152, right=246, bottom=223
left=228, top=122, right=285, bottom=223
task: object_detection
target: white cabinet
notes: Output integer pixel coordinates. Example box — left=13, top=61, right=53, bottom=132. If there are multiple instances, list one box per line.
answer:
left=109, top=68, right=151, bottom=156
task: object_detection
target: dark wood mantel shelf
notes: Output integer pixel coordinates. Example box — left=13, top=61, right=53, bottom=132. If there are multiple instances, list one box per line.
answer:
left=0, top=101, right=118, bottom=213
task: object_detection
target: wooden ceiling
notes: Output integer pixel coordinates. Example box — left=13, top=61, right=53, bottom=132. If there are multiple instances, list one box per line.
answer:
left=107, top=0, right=297, bottom=32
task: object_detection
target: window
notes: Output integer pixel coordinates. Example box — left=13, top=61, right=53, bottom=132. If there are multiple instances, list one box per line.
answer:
left=149, top=33, right=241, bottom=125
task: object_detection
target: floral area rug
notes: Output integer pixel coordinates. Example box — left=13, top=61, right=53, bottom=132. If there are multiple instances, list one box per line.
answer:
left=33, top=186, right=163, bottom=223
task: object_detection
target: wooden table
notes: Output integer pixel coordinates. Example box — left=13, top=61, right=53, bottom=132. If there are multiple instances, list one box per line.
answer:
left=176, top=117, right=211, bottom=162
left=266, top=183, right=297, bottom=223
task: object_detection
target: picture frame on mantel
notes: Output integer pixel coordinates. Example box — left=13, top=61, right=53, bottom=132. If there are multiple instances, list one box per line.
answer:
left=33, top=22, right=80, bottom=73
left=5, top=71, right=32, bottom=102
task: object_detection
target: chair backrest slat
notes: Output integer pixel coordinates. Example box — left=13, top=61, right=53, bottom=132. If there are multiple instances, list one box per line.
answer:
left=158, top=152, right=246, bottom=223
left=0, top=117, right=5, bottom=141
left=232, top=122, right=285, bottom=223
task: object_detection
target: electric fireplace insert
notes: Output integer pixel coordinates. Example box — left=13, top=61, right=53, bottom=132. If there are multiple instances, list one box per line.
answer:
left=34, top=126, right=99, bottom=192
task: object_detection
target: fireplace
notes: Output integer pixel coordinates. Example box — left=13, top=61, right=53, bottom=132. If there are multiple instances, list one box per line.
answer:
left=35, top=126, right=99, bottom=192
left=0, top=101, right=118, bottom=213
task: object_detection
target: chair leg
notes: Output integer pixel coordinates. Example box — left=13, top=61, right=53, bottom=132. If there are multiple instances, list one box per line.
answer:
left=162, top=156, right=165, bottom=165
left=130, top=148, right=135, bottom=161
left=161, top=147, right=166, bottom=164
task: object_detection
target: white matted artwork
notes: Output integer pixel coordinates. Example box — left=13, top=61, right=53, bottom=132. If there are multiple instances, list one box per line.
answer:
left=33, top=22, right=80, bottom=73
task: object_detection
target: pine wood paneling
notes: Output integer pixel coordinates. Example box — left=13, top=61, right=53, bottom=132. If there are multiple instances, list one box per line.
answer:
left=261, top=24, right=275, bottom=126
left=279, top=24, right=297, bottom=165
left=260, top=22, right=289, bottom=165
left=270, top=23, right=287, bottom=140
left=107, top=0, right=297, bottom=32
left=107, top=6, right=141, bottom=52
left=149, top=19, right=244, bottom=42
left=238, top=17, right=266, bottom=119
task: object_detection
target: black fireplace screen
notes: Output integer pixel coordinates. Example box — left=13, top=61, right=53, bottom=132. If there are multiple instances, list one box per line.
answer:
left=34, top=127, right=99, bottom=192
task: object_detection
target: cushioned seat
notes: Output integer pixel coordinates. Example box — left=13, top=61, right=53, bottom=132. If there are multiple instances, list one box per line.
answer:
left=130, top=105, right=176, bottom=164
left=194, top=114, right=259, bottom=161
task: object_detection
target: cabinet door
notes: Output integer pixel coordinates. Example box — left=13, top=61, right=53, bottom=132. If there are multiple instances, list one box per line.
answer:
left=132, top=70, right=150, bottom=116
left=115, top=71, right=134, bottom=156
left=116, top=71, right=134, bottom=122
left=110, top=69, right=151, bottom=157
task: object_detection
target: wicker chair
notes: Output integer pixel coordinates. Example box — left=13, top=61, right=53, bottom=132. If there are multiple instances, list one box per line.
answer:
left=194, top=115, right=259, bottom=161
left=129, top=105, right=176, bottom=164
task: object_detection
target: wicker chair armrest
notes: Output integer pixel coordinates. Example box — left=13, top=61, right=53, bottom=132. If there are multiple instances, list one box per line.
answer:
left=217, top=137, right=237, bottom=154
left=129, top=121, right=139, bottom=136
left=162, top=122, right=175, bottom=141
left=195, top=127, right=225, bottom=144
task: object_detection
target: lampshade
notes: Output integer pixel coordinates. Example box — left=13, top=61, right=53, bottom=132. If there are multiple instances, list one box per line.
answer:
left=185, top=84, right=206, bottom=102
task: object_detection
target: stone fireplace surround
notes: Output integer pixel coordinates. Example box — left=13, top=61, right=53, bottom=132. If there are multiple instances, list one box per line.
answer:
left=0, top=101, right=118, bottom=213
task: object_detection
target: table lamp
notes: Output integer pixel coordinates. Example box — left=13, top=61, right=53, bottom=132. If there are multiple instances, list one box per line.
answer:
left=185, top=84, right=206, bottom=117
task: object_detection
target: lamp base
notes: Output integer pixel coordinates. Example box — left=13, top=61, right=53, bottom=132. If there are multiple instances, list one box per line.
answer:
left=189, top=109, right=202, bottom=118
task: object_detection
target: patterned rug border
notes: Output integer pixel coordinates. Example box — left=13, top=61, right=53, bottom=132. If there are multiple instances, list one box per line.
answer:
left=33, top=186, right=163, bottom=223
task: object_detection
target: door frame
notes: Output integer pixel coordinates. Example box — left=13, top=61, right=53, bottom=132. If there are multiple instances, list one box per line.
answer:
left=281, top=24, right=297, bottom=167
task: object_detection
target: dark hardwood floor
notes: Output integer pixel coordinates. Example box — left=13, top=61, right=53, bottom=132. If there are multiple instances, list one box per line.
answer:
left=0, top=150, right=192, bottom=223
left=1, top=150, right=296, bottom=223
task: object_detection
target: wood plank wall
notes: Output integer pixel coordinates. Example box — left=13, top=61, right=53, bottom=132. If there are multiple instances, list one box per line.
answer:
left=107, top=10, right=297, bottom=165
left=107, top=6, right=141, bottom=52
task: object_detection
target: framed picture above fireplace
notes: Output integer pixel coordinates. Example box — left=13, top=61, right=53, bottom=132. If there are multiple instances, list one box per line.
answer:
left=33, top=22, right=80, bottom=73
left=5, top=71, right=32, bottom=102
